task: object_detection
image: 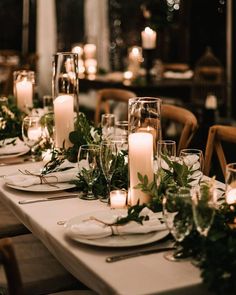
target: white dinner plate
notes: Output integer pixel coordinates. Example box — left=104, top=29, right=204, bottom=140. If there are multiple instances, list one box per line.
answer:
left=6, top=182, right=76, bottom=192
left=0, top=138, right=30, bottom=160
left=0, top=148, right=30, bottom=160
left=65, top=210, right=169, bottom=248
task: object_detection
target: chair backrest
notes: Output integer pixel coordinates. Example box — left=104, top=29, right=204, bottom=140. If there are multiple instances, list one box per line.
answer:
left=94, top=88, right=136, bottom=125
left=204, top=125, right=236, bottom=177
left=161, top=104, right=198, bottom=155
left=0, top=238, right=23, bottom=295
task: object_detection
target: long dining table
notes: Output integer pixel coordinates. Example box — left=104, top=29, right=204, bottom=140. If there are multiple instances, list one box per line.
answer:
left=0, top=161, right=214, bottom=295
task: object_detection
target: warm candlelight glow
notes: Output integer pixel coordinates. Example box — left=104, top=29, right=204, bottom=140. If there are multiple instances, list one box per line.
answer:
left=71, top=45, right=84, bottom=57
left=84, top=44, right=96, bottom=59
left=110, top=190, right=127, bottom=209
left=53, top=95, right=74, bottom=149
left=129, top=132, right=154, bottom=205
left=27, top=126, right=41, bottom=141
left=15, top=79, right=33, bottom=112
left=226, top=188, right=236, bottom=204
left=141, top=27, right=157, bottom=49
left=85, top=59, right=97, bottom=75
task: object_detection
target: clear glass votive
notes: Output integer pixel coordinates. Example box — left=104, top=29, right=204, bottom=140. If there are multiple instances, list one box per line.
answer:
left=110, top=190, right=127, bottom=209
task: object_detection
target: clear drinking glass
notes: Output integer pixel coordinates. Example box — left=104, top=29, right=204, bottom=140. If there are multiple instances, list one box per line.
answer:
left=180, top=149, right=204, bottom=186
left=192, top=182, right=216, bottom=237
left=163, top=187, right=193, bottom=261
left=77, top=144, right=100, bottom=200
left=225, top=163, right=236, bottom=204
left=115, top=120, right=129, bottom=139
left=101, top=114, right=115, bottom=140
left=157, top=140, right=176, bottom=170
left=100, top=141, right=118, bottom=203
left=22, top=116, right=42, bottom=161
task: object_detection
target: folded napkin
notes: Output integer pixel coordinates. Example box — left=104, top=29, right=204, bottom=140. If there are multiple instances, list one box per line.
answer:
left=4, top=160, right=77, bottom=187
left=66, top=208, right=166, bottom=240
left=0, top=137, right=29, bottom=156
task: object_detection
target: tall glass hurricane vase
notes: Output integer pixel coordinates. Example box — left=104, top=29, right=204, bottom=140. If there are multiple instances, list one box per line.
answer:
left=128, top=97, right=162, bottom=206
left=52, top=52, right=79, bottom=149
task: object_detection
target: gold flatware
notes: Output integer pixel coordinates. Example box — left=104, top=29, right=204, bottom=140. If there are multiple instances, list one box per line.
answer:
left=18, top=193, right=78, bottom=204
left=106, top=246, right=176, bottom=263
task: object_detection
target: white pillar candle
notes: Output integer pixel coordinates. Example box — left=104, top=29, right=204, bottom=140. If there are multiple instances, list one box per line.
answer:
left=27, top=126, right=41, bottom=141
left=15, top=80, right=33, bottom=112
left=110, top=190, right=127, bottom=209
left=129, top=132, right=154, bottom=205
left=226, top=188, right=236, bottom=204
left=84, top=44, right=96, bottom=59
left=54, top=95, right=74, bottom=149
left=141, top=27, right=157, bottom=49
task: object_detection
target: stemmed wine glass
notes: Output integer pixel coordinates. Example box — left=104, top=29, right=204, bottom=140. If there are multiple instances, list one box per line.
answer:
left=22, top=115, right=43, bottom=161
left=101, top=114, right=115, bottom=140
left=162, top=186, right=193, bottom=261
left=157, top=140, right=176, bottom=170
left=77, top=144, right=100, bottom=200
left=100, top=141, right=117, bottom=203
left=192, top=181, right=216, bottom=237
left=180, top=149, right=204, bottom=186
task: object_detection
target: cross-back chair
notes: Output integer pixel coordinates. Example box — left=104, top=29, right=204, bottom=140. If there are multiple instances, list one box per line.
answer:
left=161, top=103, right=198, bottom=155
left=204, top=124, right=236, bottom=177
left=94, top=88, right=136, bottom=125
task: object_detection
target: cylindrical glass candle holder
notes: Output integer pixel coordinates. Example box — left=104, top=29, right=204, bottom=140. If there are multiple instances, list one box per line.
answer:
left=14, top=70, right=35, bottom=113
left=128, top=97, right=162, bottom=206
left=52, top=52, right=79, bottom=149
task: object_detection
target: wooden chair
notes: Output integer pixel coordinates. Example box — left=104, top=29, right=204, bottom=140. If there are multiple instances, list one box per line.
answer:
left=204, top=125, right=236, bottom=177
left=0, top=234, right=93, bottom=295
left=94, top=88, right=136, bottom=125
left=161, top=104, right=198, bottom=155
left=0, top=200, right=30, bottom=238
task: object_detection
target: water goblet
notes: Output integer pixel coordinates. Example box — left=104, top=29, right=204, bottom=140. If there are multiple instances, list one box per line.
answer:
left=225, top=163, right=236, bottom=204
left=115, top=120, right=129, bottom=139
left=77, top=144, right=100, bottom=200
left=162, top=186, right=193, bottom=261
left=180, top=149, right=204, bottom=186
left=22, top=115, right=43, bottom=161
left=192, top=181, right=216, bottom=237
left=101, top=114, right=115, bottom=140
left=99, top=141, right=117, bottom=203
left=157, top=140, right=176, bottom=170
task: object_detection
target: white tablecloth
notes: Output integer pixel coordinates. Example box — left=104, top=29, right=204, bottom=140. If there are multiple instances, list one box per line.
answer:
left=0, top=162, right=214, bottom=295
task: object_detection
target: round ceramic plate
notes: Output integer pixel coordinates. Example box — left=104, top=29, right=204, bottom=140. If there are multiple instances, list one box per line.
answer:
left=65, top=210, right=169, bottom=248
left=6, top=182, right=75, bottom=192
left=0, top=147, right=30, bottom=159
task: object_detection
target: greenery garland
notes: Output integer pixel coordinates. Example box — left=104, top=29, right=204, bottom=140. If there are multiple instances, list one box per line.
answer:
left=2, top=104, right=236, bottom=295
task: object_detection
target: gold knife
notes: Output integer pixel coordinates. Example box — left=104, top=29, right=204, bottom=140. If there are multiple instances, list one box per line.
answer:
left=18, top=193, right=78, bottom=204
left=106, top=246, right=176, bottom=263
